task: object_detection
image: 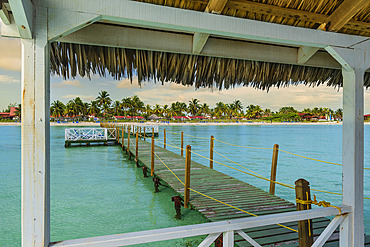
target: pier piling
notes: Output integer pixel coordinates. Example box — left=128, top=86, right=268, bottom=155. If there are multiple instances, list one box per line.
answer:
left=210, top=135, right=214, bottom=169
left=151, top=128, right=155, bottom=176
left=136, top=131, right=139, bottom=167
left=269, top=144, right=279, bottom=195
left=295, top=178, right=313, bottom=247
left=164, top=129, right=166, bottom=149
left=127, top=126, right=131, bottom=158
left=143, top=127, right=146, bottom=141
left=184, top=145, right=191, bottom=209
left=121, top=127, right=124, bottom=150
left=181, top=132, right=184, bottom=157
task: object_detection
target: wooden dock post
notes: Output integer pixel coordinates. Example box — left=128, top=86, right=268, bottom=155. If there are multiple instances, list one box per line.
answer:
left=181, top=131, right=184, bottom=157
left=143, top=127, right=146, bottom=141
left=164, top=129, right=166, bottom=149
left=184, top=145, right=191, bottom=209
left=269, top=144, right=279, bottom=195
left=116, top=127, right=120, bottom=143
left=210, top=135, right=214, bottom=169
left=121, top=127, right=124, bottom=149
left=135, top=131, right=139, bottom=166
left=295, top=178, right=313, bottom=247
left=139, top=127, right=142, bottom=139
left=127, top=125, right=131, bottom=158
left=151, top=127, right=155, bottom=176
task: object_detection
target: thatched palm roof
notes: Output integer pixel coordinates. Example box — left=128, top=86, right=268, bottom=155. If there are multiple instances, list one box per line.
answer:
left=50, top=42, right=370, bottom=90
left=133, top=0, right=370, bottom=37
left=49, top=0, right=370, bottom=90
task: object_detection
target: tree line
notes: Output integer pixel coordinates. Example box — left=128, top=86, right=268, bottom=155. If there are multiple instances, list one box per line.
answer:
left=2, top=90, right=344, bottom=121
left=45, top=91, right=343, bottom=121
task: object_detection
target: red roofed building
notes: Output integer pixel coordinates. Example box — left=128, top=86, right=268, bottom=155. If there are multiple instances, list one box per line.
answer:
left=0, top=107, right=18, bottom=119
left=365, top=114, right=370, bottom=120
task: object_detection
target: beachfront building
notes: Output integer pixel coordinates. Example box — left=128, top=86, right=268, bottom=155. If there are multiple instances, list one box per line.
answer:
left=1, top=0, right=369, bottom=246
left=0, top=106, right=18, bottom=120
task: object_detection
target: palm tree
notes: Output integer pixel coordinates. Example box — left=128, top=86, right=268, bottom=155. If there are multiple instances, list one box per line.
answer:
left=161, top=104, right=170, bottom=118
left=153, top=104, right=162, bottom=116
left=15, top=104, right=21, bottom=118
left=144, top=104, right=152, bottom=118
left=96, top=91, right=112, bottom=114
left=112, top=100, right=122, bottom=116
left=199, top=103, right=210, bottom=117
left=188, top=98, right=200, bottom=116
left=89, top=101, right=100, bottom=117
left=50, top=100, right=65, bottom=118
left=215, top=102, right=227, bottom=118
left=131, top=95, right=144, bottom=115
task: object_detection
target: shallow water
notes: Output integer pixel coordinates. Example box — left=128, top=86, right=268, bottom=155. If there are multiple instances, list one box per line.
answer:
left=0, top=125, right=369, bottom=246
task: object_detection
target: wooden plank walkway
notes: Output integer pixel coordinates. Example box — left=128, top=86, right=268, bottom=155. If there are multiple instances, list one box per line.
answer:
left=117, top=134, right=370, bottom=246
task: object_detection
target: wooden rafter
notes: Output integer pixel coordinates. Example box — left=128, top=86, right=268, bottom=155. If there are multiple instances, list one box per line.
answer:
left=205, top=0, right=228, bottom=13
left=225, top=0, right=370, bottom=33
left=193, top=0, right=229, bottom=54
left=324, top=0, right=370, bottom=32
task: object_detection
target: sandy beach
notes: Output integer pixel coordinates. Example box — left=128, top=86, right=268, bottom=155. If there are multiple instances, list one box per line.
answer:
left=2, top=121, right=369, bottom=127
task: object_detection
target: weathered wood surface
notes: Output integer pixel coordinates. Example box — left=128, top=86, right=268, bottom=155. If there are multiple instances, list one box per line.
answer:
left=118, top=135, right=368, bottom=246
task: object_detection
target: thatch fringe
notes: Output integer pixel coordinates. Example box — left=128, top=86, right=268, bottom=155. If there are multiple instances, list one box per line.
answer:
left=50, top=42, right=370, bottom=90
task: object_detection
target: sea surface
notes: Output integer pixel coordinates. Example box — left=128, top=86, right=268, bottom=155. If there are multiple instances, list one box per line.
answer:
left=1, top=124, right=369, bottom=246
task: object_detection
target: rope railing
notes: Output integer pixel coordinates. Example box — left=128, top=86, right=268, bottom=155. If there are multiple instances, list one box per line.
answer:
left=152, top=150, right=298, bottom=233
left=122, top=126, right=370, bottom=200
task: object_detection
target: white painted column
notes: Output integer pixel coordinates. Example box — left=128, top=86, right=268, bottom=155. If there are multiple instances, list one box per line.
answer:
left=21, top=6, right=50, bottom=247
left=340, top=48, right=366, bottom=247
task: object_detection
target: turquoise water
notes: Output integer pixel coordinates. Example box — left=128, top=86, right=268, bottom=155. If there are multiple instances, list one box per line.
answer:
left=1, top=125, right=369, bottom=246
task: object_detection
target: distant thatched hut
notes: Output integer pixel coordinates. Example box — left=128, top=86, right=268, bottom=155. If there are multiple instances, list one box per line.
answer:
left=148, top=114, right=160, bottom=120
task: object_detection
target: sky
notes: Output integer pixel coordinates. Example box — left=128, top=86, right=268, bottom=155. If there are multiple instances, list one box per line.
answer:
left=1, top=35, right=370, bottom=113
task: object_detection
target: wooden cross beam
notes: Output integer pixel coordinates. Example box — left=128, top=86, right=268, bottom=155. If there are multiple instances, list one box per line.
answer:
left=192, top=0, right=228, bottom=54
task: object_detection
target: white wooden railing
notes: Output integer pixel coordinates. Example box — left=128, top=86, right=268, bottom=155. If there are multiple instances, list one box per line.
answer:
left=116, top=124, right=159, bottom=134
left=65, top=128, right=116, bottom=141
left=50, top=206, right=350, bottom=247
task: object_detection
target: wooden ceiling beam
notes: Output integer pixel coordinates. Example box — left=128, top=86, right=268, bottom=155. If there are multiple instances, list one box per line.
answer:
left=193, top=0, right=229, bottom=54
left=205, top=0, right=228, bottom=13
left=324, top=0, right=370, bottom=32
left=226, top=0, right=370, bottom=33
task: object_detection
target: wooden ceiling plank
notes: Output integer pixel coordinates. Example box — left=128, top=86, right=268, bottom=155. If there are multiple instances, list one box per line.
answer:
left=226, top=0, right=370, bottom=33
left=205, top=0, right=228, bottom=13
left=324, top=0, right=370, bottom=32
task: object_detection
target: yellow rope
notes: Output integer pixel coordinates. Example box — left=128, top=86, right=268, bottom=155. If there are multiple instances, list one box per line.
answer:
left=153, top=151, right=297, bottom=233
left=183, top=133, right=210, bottom=140
left=214, top=138, right=273, bottom=150
left=280, top=149, right=370, bottom=171
left=153, top=137, right=370, bottom=200
left=296, top=195, right=342, bottom=215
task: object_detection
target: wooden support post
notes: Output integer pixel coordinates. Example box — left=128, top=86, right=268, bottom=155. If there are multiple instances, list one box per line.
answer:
left=151, top=128, right=155, bottom=176
left=269, top=144, right=279, bottom=195
left=295, top=178, right=313, bottom=247
left=121, top=127, right=124, bottom=149
left=181, top=131, right=184, bottom=157
left=127, top=126, right=131, bottom=158
left=135, top=131, right=139, bottom=167
left=164, top=129, right=166, bottom=149
left=210, top=135, right=214, bottom=169
left=139, top=127, right=141, bottom=139
left=143, top=127, right=146, bottom=141
left=184, top=145, right=191, bottom=209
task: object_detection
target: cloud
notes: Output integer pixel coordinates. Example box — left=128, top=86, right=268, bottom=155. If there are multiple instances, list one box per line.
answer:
left=0, top=37, right=21, bottom=71
left=61, top=94, right=95, bottom=101
left=130, top=83, right=344, bottom=110
left=52, top=80, right=82, bottom=88
left=0, top=74, right=19, bottom=84
left=115, top=78, right=146, bottom=89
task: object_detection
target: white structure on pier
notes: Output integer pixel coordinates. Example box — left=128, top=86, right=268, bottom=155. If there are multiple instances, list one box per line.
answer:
left=1, top=0, right=369, bottom=246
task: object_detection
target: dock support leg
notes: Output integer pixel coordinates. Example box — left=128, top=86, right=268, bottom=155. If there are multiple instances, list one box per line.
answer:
left=223, top=231, right=234, bottom=247
left=21, top=7, right=50, bottom=247
left=142, top=166, right=148, bottom=177
left=171, top=196, right=183, bottom=219
left=153, top=177, right=160, bottom=193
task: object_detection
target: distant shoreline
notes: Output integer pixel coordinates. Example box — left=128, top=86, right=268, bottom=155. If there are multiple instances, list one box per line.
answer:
left=1, top=121, right=370, bottom=127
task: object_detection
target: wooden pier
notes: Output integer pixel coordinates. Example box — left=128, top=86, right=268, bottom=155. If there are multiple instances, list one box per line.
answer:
left=114, top=127, right=370, bottom=246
